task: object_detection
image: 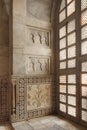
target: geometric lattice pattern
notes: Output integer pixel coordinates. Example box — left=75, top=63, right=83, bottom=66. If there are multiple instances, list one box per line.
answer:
left=0, top=76, right=9, bottom=122
left=58, top=0, right=77, bottom=120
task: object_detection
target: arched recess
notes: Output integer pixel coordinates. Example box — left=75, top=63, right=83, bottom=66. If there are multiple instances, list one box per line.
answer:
left=55, top=0, right=87, bottom=127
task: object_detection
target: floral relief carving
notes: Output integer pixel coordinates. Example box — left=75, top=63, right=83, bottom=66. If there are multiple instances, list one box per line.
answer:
left=27, top=84, right=52, bottom=111
left=27, top=58, right=35, bottom=72
left=27, top=27, right=50, bottom=47
left=11, top=76, right=56, bottom=121
left=26, top=56, right=50, bottom=74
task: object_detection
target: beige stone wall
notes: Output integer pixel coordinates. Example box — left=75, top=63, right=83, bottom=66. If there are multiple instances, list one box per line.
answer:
left=11, top=0, right=56, bottom=122
left=27, top=0, right=53, bottom=22
left=12, top=3, right=54, bottom=75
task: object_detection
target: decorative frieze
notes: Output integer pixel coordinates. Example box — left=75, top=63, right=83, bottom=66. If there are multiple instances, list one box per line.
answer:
left=12, top=76, right=54, bottom=83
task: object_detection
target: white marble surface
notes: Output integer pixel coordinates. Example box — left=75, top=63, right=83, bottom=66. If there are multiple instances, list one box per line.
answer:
left=12, top=116, right=87, bottom=130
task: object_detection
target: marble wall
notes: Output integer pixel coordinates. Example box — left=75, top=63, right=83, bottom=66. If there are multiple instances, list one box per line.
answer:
left=0, top=0, right=57, bottom=123
left=27, top=0, right=53, bottom=22
left=11, top=0, right=56, bottom=122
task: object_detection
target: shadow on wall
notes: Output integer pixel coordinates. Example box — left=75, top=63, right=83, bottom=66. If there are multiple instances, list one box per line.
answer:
left=0, top=0, right=10, bottom=122
left=0, top=0, right=9, bottom=47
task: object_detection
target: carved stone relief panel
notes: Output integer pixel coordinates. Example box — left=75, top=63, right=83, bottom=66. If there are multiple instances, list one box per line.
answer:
left=27, top=26, right=50, bottom=47
left=25, top=56, right=50, bottom=74
left=27, top=84, right=52, bottom=111
left=11, top=76, right=56, bottom=121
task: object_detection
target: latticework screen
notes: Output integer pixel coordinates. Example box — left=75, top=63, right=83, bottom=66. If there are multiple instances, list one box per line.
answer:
left=57, top=0, right=87, bottom=127
left=57, top=0, right=87, bottom=126
left=81, top=63, right=87, bottom=122
left=81, top=0, right=87, bottom=123
left=58, top=0, right=77, bottom=118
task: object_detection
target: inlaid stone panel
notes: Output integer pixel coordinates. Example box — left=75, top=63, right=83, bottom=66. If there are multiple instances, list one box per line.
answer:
left=27, top=84, right=52, bottom=111
left=11, top=76, right=56, bottom=121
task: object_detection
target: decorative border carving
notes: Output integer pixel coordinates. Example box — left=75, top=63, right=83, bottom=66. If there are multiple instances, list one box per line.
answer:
left=11, top=76, right=56, bottom=122
left=27, top=107, right=56, bottom=119
left=12, top=76, right=54, bottom=83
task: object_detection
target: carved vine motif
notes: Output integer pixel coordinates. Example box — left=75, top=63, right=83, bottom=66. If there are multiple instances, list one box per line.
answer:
left=26, top=57, right=50, bottom=74
left=0, top=76, right=9, bottom=121
left=27, top=84, right=52, bottom=111
left=28, top=28, right=50, bottom=47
